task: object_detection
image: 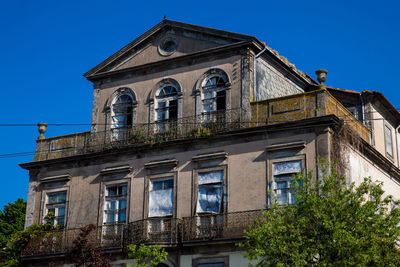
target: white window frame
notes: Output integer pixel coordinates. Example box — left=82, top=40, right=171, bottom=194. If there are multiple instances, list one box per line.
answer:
left=45, top=191, right=67, bottom=227
left=111, top=94, right=135, bottom=141
left=268, top=156, right=305, bottom=206
left=384, top=124, right=394, bottom=158
left=200, top=75, right=227, bottom=122
left=103, top=184, right=128, bottom=225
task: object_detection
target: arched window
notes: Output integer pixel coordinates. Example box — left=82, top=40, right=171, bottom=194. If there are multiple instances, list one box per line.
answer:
left=155, top=84, right=179, bottom=122
left=201, top=72, right=228, bottom=121
left=153, top=79, right=181, bottom=132
left=110, top=90, right=136, bottom=141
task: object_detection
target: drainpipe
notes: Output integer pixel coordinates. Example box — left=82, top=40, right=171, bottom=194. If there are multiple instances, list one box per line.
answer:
left=253, top=46, right=268, bottom=101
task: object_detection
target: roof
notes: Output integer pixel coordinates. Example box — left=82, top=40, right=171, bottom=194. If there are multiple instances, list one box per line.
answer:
left=83, top=19, right=313, bottom=84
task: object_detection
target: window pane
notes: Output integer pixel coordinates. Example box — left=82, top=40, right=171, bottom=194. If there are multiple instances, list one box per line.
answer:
left=385, top=125, right=393, bottom=156
left=198, top=171, right=223, bottom=185
left=149, top=188, right=173, bottom=217
left=157, top=110, right=167, bottom=121
left=48, top=192, right=66, bottom=204
left=119, top=199, right=127, bottom=209
left=107, top=187, right=118, bottom=197
left=196, top=184, right=223, bottom=213
left=273, top=160, right=302, bottom=175
left=105, top=200, right=117, bottom=210
left=56, top=217, right=65, bottom=226
left=58, top=206, right=65, bottom=216
left=121, top=185, right=127, bottom=196
left=105, top=212, right=116, bottom=223
left=118, top=211, right=126, bottom=222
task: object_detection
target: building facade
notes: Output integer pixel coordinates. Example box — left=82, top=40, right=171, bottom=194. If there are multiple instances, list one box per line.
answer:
left=20, top=19, right=400, bottom=266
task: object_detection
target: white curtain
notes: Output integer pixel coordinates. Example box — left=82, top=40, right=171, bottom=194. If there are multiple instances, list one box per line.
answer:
left=196, top=171, right=224, bottom=213
left=273, top=160, right=301, bottom=175
left=149, top=188, right=173, bottom=217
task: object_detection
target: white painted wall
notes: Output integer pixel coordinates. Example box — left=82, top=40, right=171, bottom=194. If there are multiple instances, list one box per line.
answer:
left=348, top=148, right=400, bottom=200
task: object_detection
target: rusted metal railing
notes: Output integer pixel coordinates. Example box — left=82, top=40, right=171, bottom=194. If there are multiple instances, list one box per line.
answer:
left=181, top=210, right=263, bottom=242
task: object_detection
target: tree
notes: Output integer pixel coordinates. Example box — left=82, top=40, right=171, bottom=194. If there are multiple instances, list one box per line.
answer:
left=0, top=198, right=26, bottom=249
left=0, top=213, right=57, bottom=267
left=127, top=244, right=168, bottom=267
left=240, top=164, right=400, bottom=266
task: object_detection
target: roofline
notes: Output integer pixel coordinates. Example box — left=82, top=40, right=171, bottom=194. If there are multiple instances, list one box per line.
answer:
left=362, top=90, right=400, bottom=125
left=83, top=19, right=263, bottom=78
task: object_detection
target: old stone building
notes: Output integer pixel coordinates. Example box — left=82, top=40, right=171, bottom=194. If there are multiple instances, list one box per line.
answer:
left=20, top=19, right=400, bottom=266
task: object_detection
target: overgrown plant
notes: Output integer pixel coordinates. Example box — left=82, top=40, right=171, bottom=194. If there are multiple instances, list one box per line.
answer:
left=127, top=244, right=168, bottom=267
left=66, top=224, right=111, bottom=267
left=0, top=213, right=59, bottom=267
left=239, top=163, right=400, bottom=266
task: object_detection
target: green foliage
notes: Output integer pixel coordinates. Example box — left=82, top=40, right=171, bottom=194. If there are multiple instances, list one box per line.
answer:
left=0, top=199, right=26, bottom=249
left=189, top=127, right=211, bottom=138
left=127, top=244, right=168, bottom=267
left=240, top=164, right=400, bottom=266
left=0, top=213, right=59, bottom=267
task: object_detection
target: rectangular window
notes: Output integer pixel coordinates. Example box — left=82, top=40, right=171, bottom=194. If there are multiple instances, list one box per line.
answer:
left=46, top=191, right=67, bottom=226
left=271, top=160, right=302, bottom=205
left=385, top=125, right=393, bottom=157
left=196, top=170, right=224, bottom=214
left=104, top=184, right=127, bottom=224
left=148, top=178, right=174, bottom=217
left=193, top=256, right=229, bottom=267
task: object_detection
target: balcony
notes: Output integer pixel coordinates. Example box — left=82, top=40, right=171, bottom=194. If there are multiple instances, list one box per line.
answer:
left=33, top=89, right=369, bottom=162
left=21, top=211, right=262, bottom=258
left=180, top=210, right=264, bottom=243
left=251, top=89, right=369, bottom=141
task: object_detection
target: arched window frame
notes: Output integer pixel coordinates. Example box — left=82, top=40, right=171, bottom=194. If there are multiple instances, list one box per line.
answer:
left=155, top=83, right=180, bottom=123
left=149, top=79, right=182, bottom=128
left=195, top=69, right=231, bottom=122
left=106, top=87, right=137, bottom=141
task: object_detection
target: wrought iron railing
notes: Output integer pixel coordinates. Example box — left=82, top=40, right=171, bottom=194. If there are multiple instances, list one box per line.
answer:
left=181, top=210, right=264, bottom=242
left=21, top=224, right=124, bottom=257
left=33, top=90, right=370, bottom=161
left=21, top=211, right=264, bottom=257
left=34, top=109, right=248, bottom=161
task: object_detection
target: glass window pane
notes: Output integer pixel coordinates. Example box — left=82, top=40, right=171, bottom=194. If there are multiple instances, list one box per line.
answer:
left=119, top=199, right=127, bottom=209
left=149, top=188, right=173, bottom=217
left=57, top=217, right=65, bottom=226
left=157, top=110, right=167, bottom=121
left=273, top=160, right=302, bottom=175
left=105, top=212, right=116, bottom=223
left=196, top=184, right=223, bottom=213
left=121, top=185, right=127, bottom=196
left=118, top=211, right=126, bottom=222
left=105, top=200, right=116, bottom=210
left=198, top=171, right=223, bottom=185
left=107, top=187, right=118, bottom=197
left=58, top=206, right=65, bottom=216
left=385, top=125, right=393, bottom=156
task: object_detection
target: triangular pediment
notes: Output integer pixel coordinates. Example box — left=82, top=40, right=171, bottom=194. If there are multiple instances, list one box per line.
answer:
left=84, top=19, right=258, bottom=78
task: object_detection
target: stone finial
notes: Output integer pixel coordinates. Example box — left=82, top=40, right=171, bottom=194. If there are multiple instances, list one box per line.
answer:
left=37, top=123, right=48, bottom=140
left=315, top=69, right=328, bottom=87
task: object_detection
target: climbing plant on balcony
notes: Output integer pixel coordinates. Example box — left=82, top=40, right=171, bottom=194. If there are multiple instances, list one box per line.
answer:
left=240, top=163, right=400, bottom=266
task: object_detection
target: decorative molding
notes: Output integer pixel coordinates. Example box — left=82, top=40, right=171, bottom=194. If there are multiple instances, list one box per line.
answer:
left=100, top=165, right=132, bottom=175
left=192, top=152, right=228, bottom=162
left=266, top=141, right=306, bottom=152
left=144, top=159, right=178, bottom=169
left=39, top=174, right=71, bottom=183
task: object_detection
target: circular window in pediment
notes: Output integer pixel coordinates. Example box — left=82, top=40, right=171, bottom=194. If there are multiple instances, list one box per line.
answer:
left=158, top=37, right=178, bottom=56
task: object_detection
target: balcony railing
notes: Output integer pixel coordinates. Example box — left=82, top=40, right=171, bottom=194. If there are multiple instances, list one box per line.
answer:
left=21, top=211, right=263, bottom=257
left=33, top=89, right=369, bottom=161
left=181, top=210, right=263, bottom=242
left=34, top=109, right=248, bottom=161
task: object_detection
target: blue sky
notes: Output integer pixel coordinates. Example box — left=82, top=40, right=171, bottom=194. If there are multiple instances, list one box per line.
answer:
left=0, top=0, right=399, bottom=209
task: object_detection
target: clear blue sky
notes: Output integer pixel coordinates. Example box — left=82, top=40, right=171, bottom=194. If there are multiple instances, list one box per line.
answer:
left=0, top=0, right=399, bottom=209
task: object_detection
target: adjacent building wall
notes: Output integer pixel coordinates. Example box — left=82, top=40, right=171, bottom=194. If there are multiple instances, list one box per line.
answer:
left=254, top=56, right=304, bottom=101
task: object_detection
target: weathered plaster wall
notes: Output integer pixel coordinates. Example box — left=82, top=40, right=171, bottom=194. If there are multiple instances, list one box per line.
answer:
left=254, top=57, right=304, bottom=101
left=369, top=103, right=399, bottom=168
left=29, top=128, right=320, bottom=228
left=94, top=55, right=242, bottom=132
left=348, top=148, right=400, bottom=200
left=114, top=31, right=227, bottom=71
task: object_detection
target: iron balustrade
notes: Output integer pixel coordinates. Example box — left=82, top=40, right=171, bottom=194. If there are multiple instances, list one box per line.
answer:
left=21, top=210, right=264, bottom=257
